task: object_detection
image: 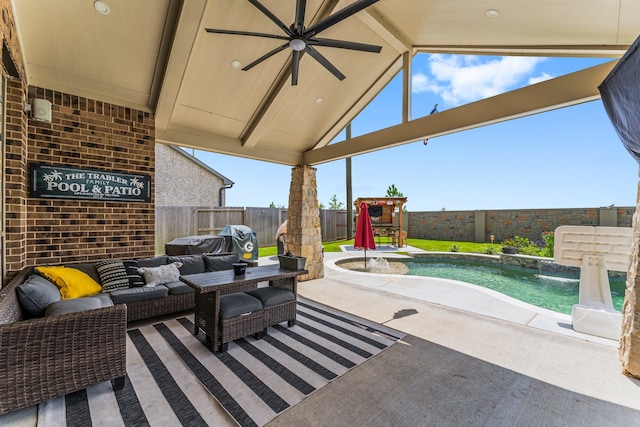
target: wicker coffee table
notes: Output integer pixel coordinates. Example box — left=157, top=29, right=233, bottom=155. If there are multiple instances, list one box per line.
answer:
left=180, top=264, right=307, bottom=352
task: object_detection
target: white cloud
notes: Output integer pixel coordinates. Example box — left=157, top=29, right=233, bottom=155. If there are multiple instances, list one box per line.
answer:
left=412, top=73, right=443, bottom=95
left=412, top=55, right=547, bottom=106
left=528, top=72, right=554, bottom=85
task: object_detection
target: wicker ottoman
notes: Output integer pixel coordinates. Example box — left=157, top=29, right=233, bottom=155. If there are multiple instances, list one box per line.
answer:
left=246, top=287, right=296, bottom=329
left=219, top=293, right=265, bottom=352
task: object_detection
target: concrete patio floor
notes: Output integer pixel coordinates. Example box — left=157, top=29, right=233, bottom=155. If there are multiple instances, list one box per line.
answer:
left=269, top=250, right=640, bottom=420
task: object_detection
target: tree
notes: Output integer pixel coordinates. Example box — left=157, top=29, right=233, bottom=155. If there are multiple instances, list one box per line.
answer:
left=328, top=195, right=344, bottom=210
left=386, top=184, right=404, bottom=197
left=269, top=202, right=284, bottom=208
left=386, top=184, right=407, bottom=212
left=318, top=202, right=325, bottom=210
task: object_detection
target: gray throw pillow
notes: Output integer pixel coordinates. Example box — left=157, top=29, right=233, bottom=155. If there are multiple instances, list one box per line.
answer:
left=17, top=275, right=62, bottom=318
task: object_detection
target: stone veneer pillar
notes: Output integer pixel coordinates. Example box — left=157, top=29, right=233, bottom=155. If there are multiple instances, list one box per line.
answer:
left=287, top=165, right=324, bottom=281
left=620, top=177, right=640, bottom=378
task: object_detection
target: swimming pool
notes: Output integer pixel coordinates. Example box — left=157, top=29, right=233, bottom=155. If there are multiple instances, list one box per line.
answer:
left=396, top=258, right=626, bottom=315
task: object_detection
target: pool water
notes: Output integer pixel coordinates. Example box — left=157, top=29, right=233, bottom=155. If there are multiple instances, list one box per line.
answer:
left=399, top=258, right=626, bottom=315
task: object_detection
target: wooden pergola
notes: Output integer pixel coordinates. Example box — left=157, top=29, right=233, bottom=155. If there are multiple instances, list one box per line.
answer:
left=354, top=197, right=408, bottom=248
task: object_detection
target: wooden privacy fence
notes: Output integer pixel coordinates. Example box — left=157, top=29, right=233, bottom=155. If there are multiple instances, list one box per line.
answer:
left=155, top=206, right=348, bottom=253
left=157, top=205, right=636, bottom=254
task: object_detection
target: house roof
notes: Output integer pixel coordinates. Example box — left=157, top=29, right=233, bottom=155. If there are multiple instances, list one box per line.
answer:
left=167, top=145, right=234, bottom=186
left=11, top=0, right=640, bottom=166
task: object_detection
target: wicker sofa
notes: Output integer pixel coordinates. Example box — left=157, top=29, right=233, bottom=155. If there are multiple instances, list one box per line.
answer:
left=0, top=251, right=252, bottom=415
left=0, top=266, right=127, bottom=415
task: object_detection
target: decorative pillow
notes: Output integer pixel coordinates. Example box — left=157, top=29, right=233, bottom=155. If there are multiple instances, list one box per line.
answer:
left=68, top=263, right=101, bottom=284
left=123, top=260, right=145, bottom=287
left=35, top=266, right=102, bottom=300
left=16, top=274, right=62, bottom=317
left=137, top=262, right=182, bottom=287
left=95, top=260, right=130, bottom=292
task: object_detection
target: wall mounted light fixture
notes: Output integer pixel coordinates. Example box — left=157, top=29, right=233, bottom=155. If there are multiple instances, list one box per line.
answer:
left=26, top=98, right=52, bottom=123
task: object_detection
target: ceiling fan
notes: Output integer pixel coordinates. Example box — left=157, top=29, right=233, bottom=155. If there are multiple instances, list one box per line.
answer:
left=205, top=0, right=382, bottom=86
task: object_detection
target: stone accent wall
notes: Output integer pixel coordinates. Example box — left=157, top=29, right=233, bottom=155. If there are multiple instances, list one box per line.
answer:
left=408, top=207, right=635, bottom=243
left=154, top=144, right=226, bottom=207
left=287, top=165, right=323, bottom=280
left=3, top=86, right=156, bottom=277
left=409, top=210, right=476, bottom=241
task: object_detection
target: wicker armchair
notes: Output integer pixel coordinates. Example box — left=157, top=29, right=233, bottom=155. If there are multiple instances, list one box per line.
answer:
left=0, top=267, right=127, bottom=415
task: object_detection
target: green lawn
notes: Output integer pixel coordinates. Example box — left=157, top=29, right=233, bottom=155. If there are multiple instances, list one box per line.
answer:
left=258, top=238, right=499, bottom=257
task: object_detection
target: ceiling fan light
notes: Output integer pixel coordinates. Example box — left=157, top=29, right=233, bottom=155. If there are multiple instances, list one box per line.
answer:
left=93, top=1, right=110, bottom=15
left=231, top=60, right=242, bottom=69
left=290, top=39, right=306, bottom=51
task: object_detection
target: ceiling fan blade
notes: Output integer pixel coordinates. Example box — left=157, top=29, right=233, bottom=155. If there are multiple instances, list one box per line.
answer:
left=304, top=0, right=379, bottom=37
left=308, top=38, right=382, bottom=53
left=248, top=0, right=294, bottom=37
left=205, top=28, right=289, bottom=41
left=291, top=50, right=301, bottom=86
left=293, top=0, right=307, bottom=36
left=242, top=43, right=290, bottom=71
left=304, top=45, right=345, bottom=81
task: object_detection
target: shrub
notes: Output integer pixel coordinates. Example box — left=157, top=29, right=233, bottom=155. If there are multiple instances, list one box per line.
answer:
left=501, top=236, right=539, bottom=255
left=501, top=233, right=555, bottom=257
left=540, top=231, right=555, bottom=257
left=450, top=244, right=459, bottom=252
left=485, top=246, right=498, bottom=255
left=501, top=236, right=530, bottom=248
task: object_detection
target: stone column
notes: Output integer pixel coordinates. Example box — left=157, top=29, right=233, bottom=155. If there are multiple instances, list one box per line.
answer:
left=620, top=178, right=640, bottom=378
left=287, top=165, right=324, bottom=281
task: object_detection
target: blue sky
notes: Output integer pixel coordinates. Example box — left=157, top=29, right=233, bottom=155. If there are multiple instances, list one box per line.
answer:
left=187, top=54, right=639, bottom=211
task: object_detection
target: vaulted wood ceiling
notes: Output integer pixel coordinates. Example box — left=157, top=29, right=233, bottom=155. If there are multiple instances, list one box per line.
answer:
left=12, top=0, right=640, bottom=165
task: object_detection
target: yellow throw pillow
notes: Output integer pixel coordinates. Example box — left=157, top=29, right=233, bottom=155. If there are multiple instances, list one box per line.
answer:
left=35, top=266, right=102, bottom=300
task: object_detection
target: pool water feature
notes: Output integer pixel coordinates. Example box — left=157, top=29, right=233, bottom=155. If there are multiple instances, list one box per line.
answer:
left=397, top=258, right=626, bottom=315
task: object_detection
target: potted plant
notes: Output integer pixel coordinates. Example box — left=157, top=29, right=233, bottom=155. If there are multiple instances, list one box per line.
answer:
left=501, top=236, right=523, bottom=254
left=278, top=251, right=306, bottom=270
left=501, top=245, right=519, bottom=254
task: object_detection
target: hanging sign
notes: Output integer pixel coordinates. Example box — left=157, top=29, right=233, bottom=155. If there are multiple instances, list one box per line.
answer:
left=30, top=164, right=151, bottom=202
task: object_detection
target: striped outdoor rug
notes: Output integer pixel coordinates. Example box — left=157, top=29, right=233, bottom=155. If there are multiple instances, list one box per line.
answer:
left=37, top=299, right=404, bottom=427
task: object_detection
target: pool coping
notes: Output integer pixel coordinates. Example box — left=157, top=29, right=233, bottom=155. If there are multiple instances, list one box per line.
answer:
left=325, top=250, right=619, bottom=347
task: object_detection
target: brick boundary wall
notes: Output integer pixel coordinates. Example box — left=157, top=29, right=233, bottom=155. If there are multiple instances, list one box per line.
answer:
left=407, top=207, right=635, bottom=243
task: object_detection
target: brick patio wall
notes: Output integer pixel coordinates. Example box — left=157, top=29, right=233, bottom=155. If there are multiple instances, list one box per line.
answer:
left=2, top=0, right=29, bottom=277
left=3, top=83, right=156, bottom=278
left=17, top=87, right=156, bottom=270
left=408, top=206, right=635, bottom=243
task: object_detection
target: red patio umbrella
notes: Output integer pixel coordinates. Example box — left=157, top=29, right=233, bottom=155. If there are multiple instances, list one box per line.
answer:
left=354, top=202, right=376, bottom=268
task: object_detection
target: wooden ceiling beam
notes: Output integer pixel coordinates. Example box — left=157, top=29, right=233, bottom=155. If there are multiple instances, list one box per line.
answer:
left=303, top=60, right=618, bottom=165
left=157, top=128, right=303, bottom=165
